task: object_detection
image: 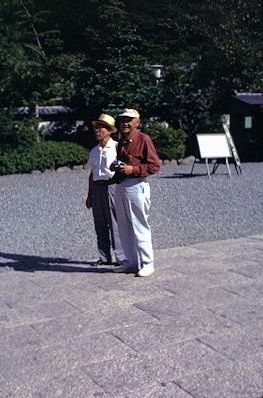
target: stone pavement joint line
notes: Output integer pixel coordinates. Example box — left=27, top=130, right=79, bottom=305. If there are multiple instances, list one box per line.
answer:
left=0, top=234, right=263, bottom=397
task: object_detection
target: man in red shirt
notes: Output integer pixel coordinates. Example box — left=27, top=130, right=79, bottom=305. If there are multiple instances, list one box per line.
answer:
left=113, top=109, right=161, bottom=276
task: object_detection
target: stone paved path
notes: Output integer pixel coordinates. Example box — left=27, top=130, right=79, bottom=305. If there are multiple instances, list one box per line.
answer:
left=0, top=234, right=263, bottom=397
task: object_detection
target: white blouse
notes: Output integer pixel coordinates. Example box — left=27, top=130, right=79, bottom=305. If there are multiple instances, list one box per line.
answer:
left=87, top=138, right=118, bottom=181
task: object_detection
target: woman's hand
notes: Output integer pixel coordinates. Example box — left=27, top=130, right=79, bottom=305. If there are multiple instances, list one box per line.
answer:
left=86, top=196, right=92, bottom=208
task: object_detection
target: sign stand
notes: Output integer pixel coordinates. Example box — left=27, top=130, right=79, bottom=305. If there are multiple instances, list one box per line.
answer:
left=221, top=114, right=242, bottom=174
left=191, top=133, right=233, bottom=178
left=210, top=157, right=231, bottom=177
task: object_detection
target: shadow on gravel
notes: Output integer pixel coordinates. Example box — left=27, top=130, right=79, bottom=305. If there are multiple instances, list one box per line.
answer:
left=161, top=173, right=208, bottom=178
left=0, top=252, right=113, bottom=273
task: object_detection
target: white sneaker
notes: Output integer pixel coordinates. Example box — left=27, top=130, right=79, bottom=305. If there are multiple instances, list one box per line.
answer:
left=136, top=266, right=155, bottom=277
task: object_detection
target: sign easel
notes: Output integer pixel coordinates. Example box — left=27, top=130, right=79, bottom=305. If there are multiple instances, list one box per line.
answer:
left=220, top=114, right=242, bottom=174
left=191, top=133, right=233, bottom=178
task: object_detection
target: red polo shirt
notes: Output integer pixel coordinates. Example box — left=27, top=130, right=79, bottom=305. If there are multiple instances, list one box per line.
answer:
left=117, top=129, right=161, bottom=177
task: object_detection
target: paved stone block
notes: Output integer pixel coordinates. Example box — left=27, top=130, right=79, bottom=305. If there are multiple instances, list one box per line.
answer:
left=12, top=300, right=80, bottom=325
left=144, top=339, right=232, bottom=375
left=115, top=381, right=193, bottom=397
left=197, top=326, right=263, bottom=361
left=84, top=340, right=231, bottom=395
left=212, top=302, right=263, bottom=326
left=29, top=270, right=104, bottom=289
left=174, top=361, right=263, bottom=398
left=191, top=237, right=263, bottom=260
left=69, top=288, right=174, bottom=312
left=152, top=257, right=192, bottom=273
left=1, top=282, right=103, bottom=310
left=84, top=355, right=174, bottom=396
left=156, top=254, right=258, bottom=274
left=0, top=333, right=137, bottom=382
left=156, top=246, right=202, bottom=260
left=0, top=275, right=38, bottom=295
left=134, top=287, right=242, bottom=320
left=0, top=299, right=20, bottom=327
left=92, top=274, right=177, bottom=293
left=0, top=368, right=104, bottom=398
left=35, top=369, right=106, bottom=398
left=155, top=270, right=251, bottom=291
left=229, top=263, right=263, bottom=279
left=32, top=305, right=158, bottom=343
left=112, top=309, right=236, bottom=352
left=156, top=255, right=224, bottom=273
left=0, top=324, right=43, bottom=351
left=223, top=281, right=263, bottom=302
left=238, top=352, right=263, bottom=374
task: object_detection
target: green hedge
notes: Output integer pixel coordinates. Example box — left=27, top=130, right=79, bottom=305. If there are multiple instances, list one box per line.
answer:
left=0, top=141, right=88, bottom=175
left=0, top=116, right=40, bottom=148
left=145, top=122, right=187, bottom=160
left=0, top=122, right=187, bottom=175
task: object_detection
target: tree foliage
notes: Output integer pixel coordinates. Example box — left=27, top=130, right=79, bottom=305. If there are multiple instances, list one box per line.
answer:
left=0, top=0, right=262, bottom=134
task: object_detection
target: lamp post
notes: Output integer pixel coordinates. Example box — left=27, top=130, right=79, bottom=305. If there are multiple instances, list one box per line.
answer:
left=145, top=64, right=164, bottom=84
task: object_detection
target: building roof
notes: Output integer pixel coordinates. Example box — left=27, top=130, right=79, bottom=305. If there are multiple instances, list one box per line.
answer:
left=233, top=92, right=263, bottom=105
left=16, top=105, right=74, bottom=116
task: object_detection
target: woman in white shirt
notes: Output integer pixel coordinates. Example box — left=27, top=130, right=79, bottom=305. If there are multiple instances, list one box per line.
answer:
left=86, top=114, right=125, bottom=266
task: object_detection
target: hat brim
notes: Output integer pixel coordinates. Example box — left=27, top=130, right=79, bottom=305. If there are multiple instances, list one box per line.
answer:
left=118, top=113, right=136, bottom=119
left=119, top=114, right=133, bottom=118
left=118, top=112, right=140, bottom=119
left=91, top=120, right=117, bottom=133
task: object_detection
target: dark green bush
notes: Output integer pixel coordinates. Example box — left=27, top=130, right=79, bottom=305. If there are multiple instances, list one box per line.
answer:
left=14, top=118, right=40, bottom=147
left=0, top=113, right=14, bottom=146
left=0, top=141, right=88, bottom=175
left=0, top=116, right=39, bottom=150
left=145, top=122, right=187, bottom=160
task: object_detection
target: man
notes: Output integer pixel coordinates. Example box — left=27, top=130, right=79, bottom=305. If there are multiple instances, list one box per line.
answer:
left=86, top=113, right=125, bottom=266
left=113, top=108, right=161, bottom=277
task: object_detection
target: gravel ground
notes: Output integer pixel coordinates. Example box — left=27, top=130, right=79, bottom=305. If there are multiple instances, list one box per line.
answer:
left=1, top=162, right=263, bottom=262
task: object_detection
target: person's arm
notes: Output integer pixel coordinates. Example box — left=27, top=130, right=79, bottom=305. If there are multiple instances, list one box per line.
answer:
left=130, top=135, right=161, bottom=177
left=140, top=136, right=161, bottom=177
left=86, top=172, right=94, bottom=208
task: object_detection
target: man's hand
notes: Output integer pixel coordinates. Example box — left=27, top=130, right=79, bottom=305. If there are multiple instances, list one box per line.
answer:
left=119, top=164, right=134, bottom=175
left=86, top=196, right=92, bottom=209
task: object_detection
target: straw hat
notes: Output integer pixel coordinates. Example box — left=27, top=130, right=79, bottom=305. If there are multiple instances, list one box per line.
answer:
left=91, top=113, right=117, bottom=132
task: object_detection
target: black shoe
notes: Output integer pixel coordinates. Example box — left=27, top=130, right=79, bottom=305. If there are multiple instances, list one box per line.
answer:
left=92, top=259, right=112, bottom=266
left=113, top=264, right=137, bottom=273
left=114, top=260, right=126, bottom=267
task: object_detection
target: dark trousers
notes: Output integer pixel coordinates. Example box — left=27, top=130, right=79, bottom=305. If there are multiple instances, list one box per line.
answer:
left=92, top=182, right=125, bottom=263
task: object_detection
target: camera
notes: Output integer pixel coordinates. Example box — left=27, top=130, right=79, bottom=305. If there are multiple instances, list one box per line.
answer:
left=110, top=160, right=125, bottom=171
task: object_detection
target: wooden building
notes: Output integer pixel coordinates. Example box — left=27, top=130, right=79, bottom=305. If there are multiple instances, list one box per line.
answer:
left=230, top=93, right=263, bottom=161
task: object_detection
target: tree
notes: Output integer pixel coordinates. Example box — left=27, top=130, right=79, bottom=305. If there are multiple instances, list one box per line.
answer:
left=158, top=0, right=263, bottom=133
left=0, top=0, right=84, bottom=108
left=78, top=0, right=164, bottom=118
left=1, top=0, right=262, bottom=137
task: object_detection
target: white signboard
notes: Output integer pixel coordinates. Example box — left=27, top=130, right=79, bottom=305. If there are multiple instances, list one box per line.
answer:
left=196, top=134, right=231, bottom=159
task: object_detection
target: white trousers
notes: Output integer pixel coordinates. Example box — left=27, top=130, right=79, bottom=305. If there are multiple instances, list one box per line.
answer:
left=115, top=178, right=154, bottom=270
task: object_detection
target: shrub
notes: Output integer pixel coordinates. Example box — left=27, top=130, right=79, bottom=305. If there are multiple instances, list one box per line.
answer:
left=0, top=141, right=88, bottom=175
left=145, top=122, right=187, bottom=160
left=0, top=116, right=39, bottom=150
left=14, top=118, right=40, bottom=147
left=0, top=113, right=14, bottom=146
